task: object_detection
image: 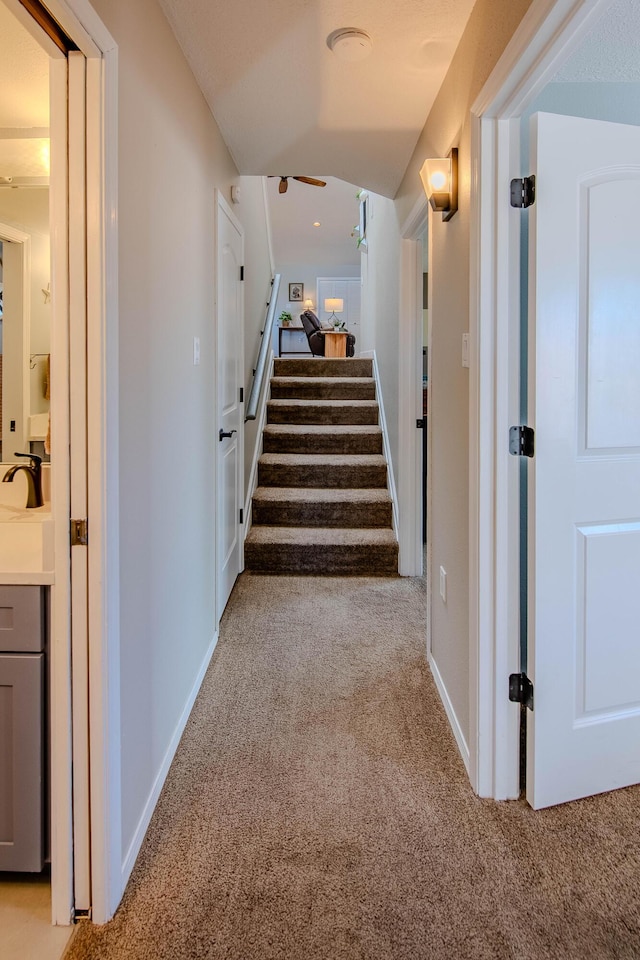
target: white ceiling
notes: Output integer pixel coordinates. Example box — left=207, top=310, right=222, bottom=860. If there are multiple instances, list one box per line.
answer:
left=554, top=0, right=640, bottom=82
left=0, top=2, right=49, bottom=182
left=266, top=175, right=361, bottom=268
left=0, top=3, right=49, bottom=128
left=157, top=0, right=477, bottom=198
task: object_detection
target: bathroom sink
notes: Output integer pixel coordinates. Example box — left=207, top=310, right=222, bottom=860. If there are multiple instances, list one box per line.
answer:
left=0, top=504, right=54, bottom=582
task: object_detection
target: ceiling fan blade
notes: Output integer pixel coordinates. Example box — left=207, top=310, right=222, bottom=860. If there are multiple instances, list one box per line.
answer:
left=279, top=177, right=288, bottom=193
left=294, top=176, right=327, bottom=188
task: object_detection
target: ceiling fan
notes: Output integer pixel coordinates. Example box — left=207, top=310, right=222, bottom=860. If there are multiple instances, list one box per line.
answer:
left=269, top=176, right=327, bottom=194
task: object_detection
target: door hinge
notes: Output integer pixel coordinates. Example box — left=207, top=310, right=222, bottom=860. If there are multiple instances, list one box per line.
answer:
left=239, top=387, right=244, bottom=403
left=509, top=425, right=534, bottom=458
left=416, top=418, right=425, bottom=429
left=240, top=265, right=245, bottom=281
left=239, top=508, right=243, bottom=525
left=509, top=672, right=534, bottom=710
left=70, top=518, right=88, bottom=546
left=510, top=175, right=535, bottom=208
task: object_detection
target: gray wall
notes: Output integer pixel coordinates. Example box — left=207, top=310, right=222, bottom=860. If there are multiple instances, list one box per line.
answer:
left=361, top=196, right=402, bottom=477
left=392, top=0, right=536, bottom=749
left=239, top=176, right=274, bottom=501
left=89, top=0, right=271, bottom=868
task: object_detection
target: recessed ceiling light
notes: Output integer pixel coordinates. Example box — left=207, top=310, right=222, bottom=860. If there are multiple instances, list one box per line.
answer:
left=313, top=221, right=321, bottom=227
left=327, top=28, right=373, bottom=63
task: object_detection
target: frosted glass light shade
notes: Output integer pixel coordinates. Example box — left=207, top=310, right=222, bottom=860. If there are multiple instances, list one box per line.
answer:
left=419, top=148, right=458, bottom=221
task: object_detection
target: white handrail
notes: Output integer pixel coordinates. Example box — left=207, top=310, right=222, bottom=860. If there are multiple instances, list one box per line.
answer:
left=245, top=274, right=281, bottom=421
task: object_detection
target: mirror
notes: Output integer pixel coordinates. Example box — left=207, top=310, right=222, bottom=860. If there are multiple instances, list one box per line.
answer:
left=0, top=191, right=51, bottom=463
left=0, top=2, right=51, bottom=464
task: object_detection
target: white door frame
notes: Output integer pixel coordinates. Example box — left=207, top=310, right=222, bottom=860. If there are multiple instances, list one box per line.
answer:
left=7, top=0, right=119, bottom=924
left=470, top=0, right=617, bottom=798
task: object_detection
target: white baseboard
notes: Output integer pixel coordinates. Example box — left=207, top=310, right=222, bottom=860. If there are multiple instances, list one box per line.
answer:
left=119, top=632, right=218, bottom=885
left=429, top=652, right=470, bottom=775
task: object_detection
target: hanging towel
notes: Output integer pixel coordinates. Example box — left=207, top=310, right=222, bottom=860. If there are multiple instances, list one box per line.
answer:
left=44, top=354, right=51, bottom=400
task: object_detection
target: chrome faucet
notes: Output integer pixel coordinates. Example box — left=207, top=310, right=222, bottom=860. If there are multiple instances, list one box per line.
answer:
left=2, top=453, right=45, bottom=508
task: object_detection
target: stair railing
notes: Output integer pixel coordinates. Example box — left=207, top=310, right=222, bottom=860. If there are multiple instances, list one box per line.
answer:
left=246, top=273, right=281, bottom=421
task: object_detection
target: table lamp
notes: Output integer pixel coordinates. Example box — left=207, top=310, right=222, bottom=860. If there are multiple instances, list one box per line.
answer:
left=324, top=298, right=344, bottom=324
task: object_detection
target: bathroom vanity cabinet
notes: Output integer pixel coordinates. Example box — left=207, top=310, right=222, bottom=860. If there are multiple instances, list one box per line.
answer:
left=0, top=585, right=46, bottom=872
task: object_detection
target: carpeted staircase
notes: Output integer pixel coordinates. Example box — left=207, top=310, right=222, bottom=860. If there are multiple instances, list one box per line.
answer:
left=245, top=357, right=399, bottom=575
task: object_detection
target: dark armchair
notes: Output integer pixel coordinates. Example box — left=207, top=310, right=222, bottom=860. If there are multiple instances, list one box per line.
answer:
left=300, top=310, right=356, bottom=357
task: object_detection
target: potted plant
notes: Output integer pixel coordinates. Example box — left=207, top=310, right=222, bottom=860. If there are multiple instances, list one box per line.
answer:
left=279, top=310, right=293, bottom=327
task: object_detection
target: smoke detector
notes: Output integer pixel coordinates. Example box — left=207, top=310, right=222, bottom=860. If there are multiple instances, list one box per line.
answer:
left=327, top=28, right=373, bottom=63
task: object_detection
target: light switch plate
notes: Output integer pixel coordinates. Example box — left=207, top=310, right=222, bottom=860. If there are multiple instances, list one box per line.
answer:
left=439, top=565, right=447, bottom=603
left=193, top=337, right=200, bottom=365
left=462, top=333, right=470, bottom=368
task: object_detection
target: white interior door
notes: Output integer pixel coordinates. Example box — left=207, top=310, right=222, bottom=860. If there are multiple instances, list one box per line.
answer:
left=528, top=112, right=640, bottom=808
left=216, top=193, right=244, bottom=621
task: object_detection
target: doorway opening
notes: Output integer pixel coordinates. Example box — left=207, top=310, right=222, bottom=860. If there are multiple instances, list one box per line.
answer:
left=1, top=0, right=118, bottom=941
left=0, top=5, right=65, bottom=954
left=471, top=0, right=639, bottom=805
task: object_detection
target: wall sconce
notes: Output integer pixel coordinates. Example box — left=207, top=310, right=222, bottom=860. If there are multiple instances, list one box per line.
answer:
left=419, top=147, right=458, bottom=222
left=324, top=298, right=344, bottom=322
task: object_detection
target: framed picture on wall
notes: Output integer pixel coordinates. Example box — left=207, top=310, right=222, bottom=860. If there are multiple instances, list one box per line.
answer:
left=289, top=282, right=304, bottom=302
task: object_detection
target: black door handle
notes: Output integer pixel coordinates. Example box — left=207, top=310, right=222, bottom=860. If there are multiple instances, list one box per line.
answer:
left=219, top=429, right=237, bottom=441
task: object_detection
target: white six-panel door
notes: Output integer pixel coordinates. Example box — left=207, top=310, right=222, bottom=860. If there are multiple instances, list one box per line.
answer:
left=215, top=194, right=244, bottom=621
left=528, top=112, right=640, bottom=808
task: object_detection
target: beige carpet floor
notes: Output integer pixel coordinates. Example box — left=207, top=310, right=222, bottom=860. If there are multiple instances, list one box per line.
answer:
left=67, top=572, right=640, bottom=960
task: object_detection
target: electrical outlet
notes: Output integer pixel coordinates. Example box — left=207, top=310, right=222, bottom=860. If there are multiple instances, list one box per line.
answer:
left=439, top=565, right=447, bottom=603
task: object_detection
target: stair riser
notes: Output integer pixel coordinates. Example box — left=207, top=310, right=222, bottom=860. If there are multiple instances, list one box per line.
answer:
left=267, top=403, right=379, bottom=426
left=244, top=543, right=398, bottom=576
left=274, top=358, right=372, bottom=378
left=263, top=433, right=382, bottom=455
left=259, top=462, right=387, bottom=489
left=252, top=500, right=393, bottom=528
left=271, top=382, right=376, bottom=401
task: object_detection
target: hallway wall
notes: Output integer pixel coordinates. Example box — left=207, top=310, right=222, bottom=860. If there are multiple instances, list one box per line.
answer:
left=88, top=0, right=271, bottom=881
left=360, top=195, right=402, bottom=477
left=238, top=176, right=274, bottom=501
left=394, top=0, right=536, bottom=758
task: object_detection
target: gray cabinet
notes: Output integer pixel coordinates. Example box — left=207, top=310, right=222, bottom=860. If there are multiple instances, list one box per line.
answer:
left=0, top=586, right=46, bottom=872
left=279, top=327, right=310, bottom=356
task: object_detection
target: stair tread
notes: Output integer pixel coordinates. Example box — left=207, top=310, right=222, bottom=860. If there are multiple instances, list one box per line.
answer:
left=259, top=453, right=386, bottom=466
left=274, top=358, right=372, bottom=378
left=253, top=486, right=391, bottom=503
left=246, top=526, right=397, bottom=546
left=263, top=424, right=381, bottom=435
left=268, top=398, right=378, bottom=407
left=270, top=377, right=374, bottom=386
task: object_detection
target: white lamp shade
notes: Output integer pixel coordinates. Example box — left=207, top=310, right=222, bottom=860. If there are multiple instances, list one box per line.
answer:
left=304, top=298, right=314, bottom=309
left=324, top=298, right=344, bottom=313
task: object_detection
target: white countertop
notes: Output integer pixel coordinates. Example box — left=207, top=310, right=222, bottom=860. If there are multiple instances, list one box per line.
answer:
left=0, top=570, right=55, bottom=585
left=0, top=504, right=55, bottom=584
